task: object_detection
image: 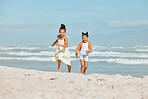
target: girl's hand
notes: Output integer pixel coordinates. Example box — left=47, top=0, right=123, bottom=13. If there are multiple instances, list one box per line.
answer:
left=55, top=43, right=60, bottom=46
left=51, top=43, right=54, bottom=47
left=76, top=54, right=78, bottom=58
left=86, top=50, right=89, bottom=53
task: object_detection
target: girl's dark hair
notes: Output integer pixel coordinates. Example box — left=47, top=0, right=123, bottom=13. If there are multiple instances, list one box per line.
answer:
left=59, top=24, right=66, bottom=32
left=82, top=32, right=89, bottom=37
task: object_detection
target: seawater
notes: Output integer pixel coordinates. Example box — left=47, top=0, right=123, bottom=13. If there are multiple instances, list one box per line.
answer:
left=0, top=45, right=148, bottom=77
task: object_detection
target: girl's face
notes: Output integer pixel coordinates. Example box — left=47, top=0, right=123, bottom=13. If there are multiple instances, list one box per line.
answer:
left=59, top=29, right=66, bottom=37
left=82, top=35, right=88, bottom=43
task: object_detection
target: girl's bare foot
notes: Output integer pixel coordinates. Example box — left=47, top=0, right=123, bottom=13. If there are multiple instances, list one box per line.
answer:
left=83, top=72, right=86, bottom=75
left=57, top=69, right=60, bottom=72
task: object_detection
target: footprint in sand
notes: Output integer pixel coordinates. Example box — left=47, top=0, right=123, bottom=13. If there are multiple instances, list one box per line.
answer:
left=49, top=78, right=58, bottom=80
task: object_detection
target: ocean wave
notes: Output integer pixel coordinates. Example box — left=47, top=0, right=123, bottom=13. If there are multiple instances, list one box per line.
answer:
left=89, top=58, right=148, bottom=65
left=134, top=45, right=148, bottom=48
left=0, top=56, right=148, bottom=65
left=1, top=50, right=148, bottom=58
left=0, top=57, right=78, bottom=62
left=0, top=57, right=51, bottom=61
left=1, top=45, right=148, bottom=51
left=0, top=51, right=77, bottom=56
left=68, top=46, right=77, bottom=49
left=0, top=46, right=40, bottom=50
left=136, top=49, right=148, bottom=52
left=0, top=46, right=78, bottom=51
left=90, top=51, right=148, bottom=58
left=0, top=51, right=55, bottom=56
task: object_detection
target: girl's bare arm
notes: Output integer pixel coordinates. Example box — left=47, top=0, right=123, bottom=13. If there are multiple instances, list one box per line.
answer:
left=51, top=39, right=58, bottom=46
left=76, top=42, right=82, bottom=55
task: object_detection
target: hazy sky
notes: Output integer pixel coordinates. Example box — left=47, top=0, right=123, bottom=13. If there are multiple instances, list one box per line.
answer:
left=0, top=0, right=148, bottom=46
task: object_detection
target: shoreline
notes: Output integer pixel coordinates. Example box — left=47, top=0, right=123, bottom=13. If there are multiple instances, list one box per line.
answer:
left=0, top=66, right=148, bottom=99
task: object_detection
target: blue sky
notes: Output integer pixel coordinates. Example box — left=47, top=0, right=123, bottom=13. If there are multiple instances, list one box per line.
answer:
left=0, top=0, right=148, bottom=46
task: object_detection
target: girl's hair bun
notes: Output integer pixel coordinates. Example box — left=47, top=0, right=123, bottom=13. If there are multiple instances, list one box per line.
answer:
left=82, top=32, right=89, bottom=37
left=61, top=24, right=65, bottom=28
left=59, top=24, right=66, bottom=32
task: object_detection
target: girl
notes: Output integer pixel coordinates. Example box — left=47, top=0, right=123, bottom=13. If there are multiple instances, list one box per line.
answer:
left=51, top=24, right=71, bottom=73
left=76, top=32, right=92, bottom=75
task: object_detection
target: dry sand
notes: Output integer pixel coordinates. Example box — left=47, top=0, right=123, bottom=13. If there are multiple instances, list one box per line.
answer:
left=0, top=66, right=148, bottom=99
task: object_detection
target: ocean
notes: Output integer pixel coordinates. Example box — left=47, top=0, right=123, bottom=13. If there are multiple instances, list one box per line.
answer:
left=0, top=45, right=148, bottom=77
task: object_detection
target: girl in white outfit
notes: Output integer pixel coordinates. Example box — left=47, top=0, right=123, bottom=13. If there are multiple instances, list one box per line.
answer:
left=51, top=24, right=71, bottom=73
left=76, top=32, right=92, bottom=75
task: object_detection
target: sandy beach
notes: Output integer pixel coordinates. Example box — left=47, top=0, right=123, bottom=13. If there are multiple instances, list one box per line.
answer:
left=0, top=66, right=148, bottom=99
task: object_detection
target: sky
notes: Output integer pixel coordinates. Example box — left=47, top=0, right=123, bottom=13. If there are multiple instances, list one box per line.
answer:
left=0, top=0, right=148, bottom=46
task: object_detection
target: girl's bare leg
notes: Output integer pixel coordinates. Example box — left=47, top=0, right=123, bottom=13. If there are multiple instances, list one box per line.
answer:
left=67, top=65, right=71, bottom=73
left=80, top=59, right=84, bottom=74
left=57, top=60, right=61, bottom=72
left=84, top=61, right=88, bottom=75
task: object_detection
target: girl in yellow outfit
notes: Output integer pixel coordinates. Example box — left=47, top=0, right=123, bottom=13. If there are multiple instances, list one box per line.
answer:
left=51, top=24, right=71, bottom=73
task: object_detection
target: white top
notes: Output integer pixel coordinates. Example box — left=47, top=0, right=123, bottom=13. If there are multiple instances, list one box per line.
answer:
left=80, top=42, right=89, bottom=55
